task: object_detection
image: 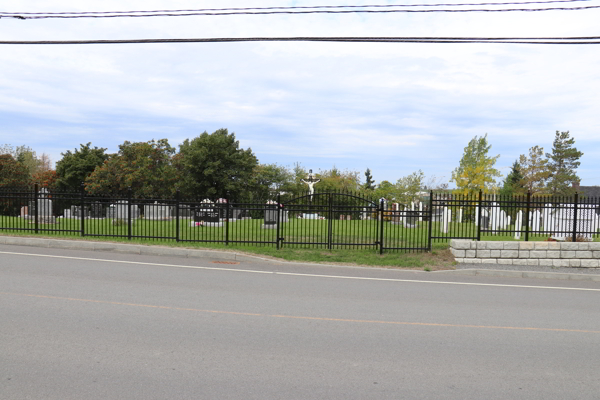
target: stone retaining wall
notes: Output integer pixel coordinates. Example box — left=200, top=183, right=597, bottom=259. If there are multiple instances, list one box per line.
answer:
left=449, top=239, right=600, bottom=268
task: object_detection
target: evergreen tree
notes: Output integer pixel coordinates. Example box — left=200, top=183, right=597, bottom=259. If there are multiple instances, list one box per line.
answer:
left=499, top=160, right=524, bottom=196
left=545, top=131, right=583, bottom=196
left=55, top=143, right=109, bottom=191
left=363, top=168, right=375, bottom=191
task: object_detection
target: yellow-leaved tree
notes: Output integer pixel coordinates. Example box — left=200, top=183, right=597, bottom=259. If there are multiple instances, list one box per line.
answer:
left=450, top=134, right=501, bottom=196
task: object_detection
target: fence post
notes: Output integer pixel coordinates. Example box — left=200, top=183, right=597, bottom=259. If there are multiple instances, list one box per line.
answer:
left=276, top=193, right=281, bottom=250
left=428, top=191, right=433, bottom=251
left=327, top=193, right=333, bottom=250
left=379, top=198, right=385, bottom=255
left=525, top=191, right=531, bottom=242
left=225, top=194, right=230, bottom=247
left=80, top=182, right=85, bottom=237
left=127, top=187, right=132, bottom=241
left=175, top=189, right=180, bottom=242
left=572, top=191, right=579, bottom=243
left=34, top=183, right=39, bottom=234
left=476, top=191, right=482, bottom=241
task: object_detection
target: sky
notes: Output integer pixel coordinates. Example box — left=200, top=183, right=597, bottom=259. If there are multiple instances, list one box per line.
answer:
left=1, top=0, right=599, bottom=188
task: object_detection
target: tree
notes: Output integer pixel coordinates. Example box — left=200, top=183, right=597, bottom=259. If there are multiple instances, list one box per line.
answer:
left=499, top=160, right=525, bottom=196
left=363, top=168, right=375, bottom=191
left=55, top=143, right=109, bottom=191
left=545, top=131, right=583, bottom=196
left=249, top=163, right=293, bottom=200
left=451, top=134, right=501, bottom=195
left=374, top=180, right=395, bottom=201
left=394, top=170, right=425, bottom=205
left=518, top=146, right=550, bottom=196
left=0, top=154, right=31, bottom=188
left=176, top=129, right=258, bottom=200
left=32, top=169, right=58, bottom=190
left=314, top=167, right=361, bottom=193
left=85, top=139, right=179, bottom=198
left=1, top=144, right=44, bottom=178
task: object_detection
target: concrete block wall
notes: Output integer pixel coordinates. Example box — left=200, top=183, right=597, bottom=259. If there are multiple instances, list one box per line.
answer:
left=449, top=239, right=600, bottom=268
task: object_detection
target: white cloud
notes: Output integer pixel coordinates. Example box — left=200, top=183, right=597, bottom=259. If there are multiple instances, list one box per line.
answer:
left=1, top=0, right=599, bottom=184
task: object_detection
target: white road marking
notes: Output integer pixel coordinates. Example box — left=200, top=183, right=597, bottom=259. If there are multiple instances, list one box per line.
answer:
left=1, top=250, right=600, bottom=292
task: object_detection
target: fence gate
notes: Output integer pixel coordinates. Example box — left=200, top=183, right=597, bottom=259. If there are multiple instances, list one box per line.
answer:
left=281, top=192, right=380, bottom=249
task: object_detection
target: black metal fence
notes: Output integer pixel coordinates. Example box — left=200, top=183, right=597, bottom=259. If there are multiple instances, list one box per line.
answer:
left=430, top=191, right=600, bottom=243
left=1, top=186, right=599, bottom=253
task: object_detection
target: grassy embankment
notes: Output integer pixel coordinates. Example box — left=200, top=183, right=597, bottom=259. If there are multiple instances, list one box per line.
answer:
left=1, top=217, right=595, bottom=270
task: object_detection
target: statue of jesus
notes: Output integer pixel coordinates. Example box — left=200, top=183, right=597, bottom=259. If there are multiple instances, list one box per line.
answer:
left=301, top=169, right=320, bottom=199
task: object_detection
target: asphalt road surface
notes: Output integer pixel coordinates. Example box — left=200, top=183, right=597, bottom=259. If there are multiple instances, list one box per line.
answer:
left=2, top=244, right=600, bottom=399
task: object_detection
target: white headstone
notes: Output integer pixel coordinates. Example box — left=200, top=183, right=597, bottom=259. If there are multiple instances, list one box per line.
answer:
left=514, top=211, right=522, bottom=240
left=442, top=207, right=451, bottom=234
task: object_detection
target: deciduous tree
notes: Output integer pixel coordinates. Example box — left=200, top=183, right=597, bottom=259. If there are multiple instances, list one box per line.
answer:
left=176, top=129, right=258, bottom=200
left=451, top=134, right=501, bottom=195
left=85, top=139, right=178, bottom=198
left=0, top=154, right=31, bottom=188
left=518, top=146, right=550, bottom=195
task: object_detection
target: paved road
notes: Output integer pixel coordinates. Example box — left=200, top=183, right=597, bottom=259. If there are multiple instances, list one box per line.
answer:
left=2, top=244, right=600, bottom=399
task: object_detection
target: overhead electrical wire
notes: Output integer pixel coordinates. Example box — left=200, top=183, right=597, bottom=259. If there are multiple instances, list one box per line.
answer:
left=1, top=36, right=599, bottom=45
left=1, top=0, right=593, bottom=14
left=1, top=0, right=599, bottom=19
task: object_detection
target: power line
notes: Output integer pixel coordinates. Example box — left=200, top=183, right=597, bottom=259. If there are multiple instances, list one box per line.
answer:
left=1, top=0, right=592, bottom=15
left=1, top=36, right=600, bottom=45
left=2, top=3, right=599, bottom=19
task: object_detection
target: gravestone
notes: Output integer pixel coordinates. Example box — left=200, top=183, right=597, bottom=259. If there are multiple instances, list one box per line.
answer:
left=27, top=201, right=36, bottom=220
left=195, top=208, right=220, bottom=223
left=112, top=200, right=138, bottom=224
left=405, top=211, right=418, bottom=228
left=432, top=207, right=444, bottom=222
left=144, top=203, right=171, bottom=220
left=480, top=215, right=490, bottom=229
left=264, top=207, right=278, bottom=226
left=106, top=205, right=116, bottom=219
left=237, top=209, right=251, bottom=220
left=70, top=205, right=89, bottom=219
left=173, top=204, right=193, bottom=218
left=90, top=202, right=103, bottom=219
left=231, top=208, right=242, bottom=220
left=514, top=210, right=523, bottom=239
left=36, top=188, right=55, bottom=224
left=20, top=206, right=28, bottom=218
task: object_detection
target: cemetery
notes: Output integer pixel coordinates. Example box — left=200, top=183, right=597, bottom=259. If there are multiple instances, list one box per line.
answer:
left=1, top=172, right=599, bottom=255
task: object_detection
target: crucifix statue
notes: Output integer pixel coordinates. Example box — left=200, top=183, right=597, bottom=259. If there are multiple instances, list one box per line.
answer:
left=301, top=169, right=320, bottom=200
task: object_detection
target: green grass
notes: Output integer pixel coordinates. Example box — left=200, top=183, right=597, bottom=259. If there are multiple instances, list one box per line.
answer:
left=0, top=216, right=455, bottom=269
left=2, top=216, right=597, bottom=268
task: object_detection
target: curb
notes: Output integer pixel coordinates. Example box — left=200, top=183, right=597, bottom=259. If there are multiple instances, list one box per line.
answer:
left=446, top=268, right=600, bottom=282
left=0, top=235, right=267, bottom=263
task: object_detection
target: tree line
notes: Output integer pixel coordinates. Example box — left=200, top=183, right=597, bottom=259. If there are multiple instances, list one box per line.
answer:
left=450, top=131, right=584, bottom=197
left=0, top=129, right=585, bottom=202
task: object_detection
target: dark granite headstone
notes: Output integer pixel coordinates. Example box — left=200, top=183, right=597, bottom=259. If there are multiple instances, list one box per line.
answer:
left=264, top=207, right=278, bottom=225
left=195, top=208, right=220, bottom=223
